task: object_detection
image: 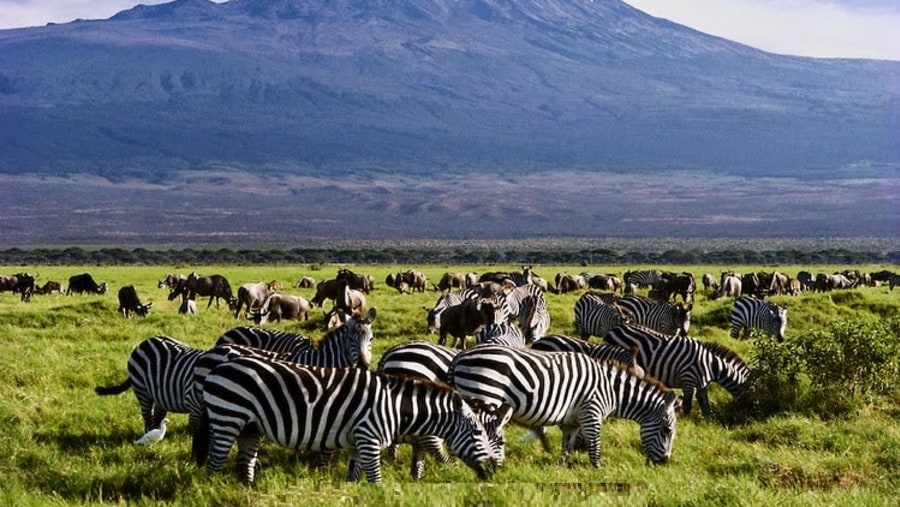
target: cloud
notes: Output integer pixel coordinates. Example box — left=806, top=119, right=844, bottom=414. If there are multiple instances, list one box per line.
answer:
left=625, top=0, right=900, bottom=60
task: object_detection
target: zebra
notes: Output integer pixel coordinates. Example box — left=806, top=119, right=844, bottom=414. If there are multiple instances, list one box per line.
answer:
left=614, top=296, right=692, bottom=336
left=195, top=357, right=508, bottom=483
left=517, top=286, right=550, bottom=344
left=217, top=308, right=378, bottom=368
left=447, top=345, right=679, bottom=467
left=531, top=334, right=645, bottom=379
left=475, top=322, right=526, bottom=348
left=95, top=335, right=204, bottom=434
left=730, top=297, right=787, bottom=342
left=623, top=269, right=667, bottom=289
left=573, top=292, right=630, bottom=340
left=604, top=324, right=752, bottom=416
left=375, top=340, right=510, bottom=480
left=423, top=289, right=479, bottom=334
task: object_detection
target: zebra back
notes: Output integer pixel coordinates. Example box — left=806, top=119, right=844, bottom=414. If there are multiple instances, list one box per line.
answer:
left=476, top=322, right=526, bottom=348
left=215, top=326, right=306, bottom=353
left=730, top=297, right=787, bottom=341
left=531, top=334, right=644, bottom=378
left=376, top=340, right=459, bottom=383
left=614, top=296, right=692, bottom=336
left=199, top=357, right=499, bottom=483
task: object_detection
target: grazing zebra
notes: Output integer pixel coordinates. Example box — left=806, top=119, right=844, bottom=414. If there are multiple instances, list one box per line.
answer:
left=217, top=308, right=378, bottom=368
left=573, top=292, right=630, bottom=340
left=531, top=334, right=644, bottom=379
left=95, top=335, right=204, bottom=433
left=423, top=289, right=479, bottom=334
left=614, top=296, right=692, bottom=336
left=730, top=297, right=787, bottom=342
left=375, top=340, right=510, bottom=480
left=517, top=286, right=550, bottom=344
left=604, top=324, right=752, bottom=415
left=195, top=357, right=506, bottom=483
left=623, top=269, right=666, bottom=289
left=476, top=322, right=526, bottom=348
left=447, top=345, right=679, bottom=467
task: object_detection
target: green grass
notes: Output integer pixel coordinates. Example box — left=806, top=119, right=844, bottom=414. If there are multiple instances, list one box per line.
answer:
left=1, top=264, right=898, bottom=505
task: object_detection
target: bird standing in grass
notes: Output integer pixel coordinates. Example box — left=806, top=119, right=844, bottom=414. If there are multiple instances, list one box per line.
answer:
left=133, top=418, right=169, bottom=445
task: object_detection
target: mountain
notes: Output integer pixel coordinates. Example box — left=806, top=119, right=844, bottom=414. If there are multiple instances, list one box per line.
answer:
left=0, top=0, right=898, bottom=246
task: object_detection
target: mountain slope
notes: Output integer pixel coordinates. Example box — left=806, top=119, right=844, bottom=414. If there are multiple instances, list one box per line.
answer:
left=0, top=0, right=897, bottom=245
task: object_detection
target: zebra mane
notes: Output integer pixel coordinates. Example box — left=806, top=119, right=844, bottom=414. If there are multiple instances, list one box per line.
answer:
left=605, top=360, right=671, bottom=392
left=700, top=340, right=747, bottom=367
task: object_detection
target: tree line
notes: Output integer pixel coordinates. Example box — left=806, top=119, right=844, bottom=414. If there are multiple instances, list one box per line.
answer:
left=0, top=246, right=897, bottom=266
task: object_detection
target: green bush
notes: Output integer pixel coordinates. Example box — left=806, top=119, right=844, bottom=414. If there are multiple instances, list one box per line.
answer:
left=750, top=318, right=900, bottom=418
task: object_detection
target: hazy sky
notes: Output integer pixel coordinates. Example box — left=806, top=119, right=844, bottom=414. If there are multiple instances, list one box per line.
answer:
left=0, top=0, right=897, bottom=60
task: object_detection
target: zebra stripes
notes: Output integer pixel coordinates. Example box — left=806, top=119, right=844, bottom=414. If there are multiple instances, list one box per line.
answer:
left=195, top=357, right=505, bottom=483
left=573, top=292, right=629, bottom=340
left=375, top=340, right=509, bottom=479
left=517, top=286, right=550, bottom=344
left=730, top=297, right=787, bottom=342
left=604, top=324, right=752, bottom=415
left=447, top=345, right=678, bottom=466
left=95, top=335, right=204, bottom=433
left=217, top=308, right=378, bottom=368
left=476, top=322, right=526, bottom=348
left=531, top=334, right=644, bottom=379
left=614, top=296, right=692, bottom=336
left=624, top=269, right=666, bottom=288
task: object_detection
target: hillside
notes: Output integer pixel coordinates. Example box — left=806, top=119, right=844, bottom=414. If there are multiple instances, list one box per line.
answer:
left=0, top=0, right=897, bottom=244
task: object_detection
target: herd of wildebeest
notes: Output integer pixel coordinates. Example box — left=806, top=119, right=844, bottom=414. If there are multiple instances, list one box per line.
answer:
left=2, top=265, right=898, bottom=483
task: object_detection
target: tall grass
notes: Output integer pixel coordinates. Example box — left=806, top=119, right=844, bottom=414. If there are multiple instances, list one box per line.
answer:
left=1, top=264, right=898, bottom=505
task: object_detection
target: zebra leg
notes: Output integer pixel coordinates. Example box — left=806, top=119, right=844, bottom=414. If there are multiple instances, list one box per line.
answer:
left=681, top=387, right=695, bottom=415
left=354, top=441, right=384, bottom=483
left=346, top=453, right=363, bottom=482
left=235, top=434, right=261, bottom=484
left=560, top=427, right=580, bottom=467
left=385, top=443, right=399, bottom=460
left=696, top=387, right=711, bottom=417
left=206, top=425, right=240, bottom=474
left=533, top=426, right=553, bottom=453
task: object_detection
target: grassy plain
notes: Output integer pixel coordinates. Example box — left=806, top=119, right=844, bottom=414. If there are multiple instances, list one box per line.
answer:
left=1, top=263, right=898, bottom=506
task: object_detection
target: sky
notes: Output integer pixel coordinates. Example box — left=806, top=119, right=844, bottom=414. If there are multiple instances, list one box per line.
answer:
left=0, top=0, right=897, bottom=60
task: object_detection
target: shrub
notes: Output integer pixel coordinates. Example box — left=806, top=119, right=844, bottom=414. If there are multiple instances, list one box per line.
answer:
left=749, top=318, right=900, bottom=418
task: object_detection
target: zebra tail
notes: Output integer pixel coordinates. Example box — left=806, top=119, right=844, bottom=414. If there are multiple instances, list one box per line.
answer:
left=192, top=410, right=210, bottom=467
left=93, top=379, right=131, bottom=396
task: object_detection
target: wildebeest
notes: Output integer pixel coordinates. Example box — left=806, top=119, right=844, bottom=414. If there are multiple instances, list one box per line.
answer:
left=701, top=273, right=718, bottom=295
left=439, top=298, right=495, bottom=350
left=711, top=275, right=742, bottom=300
left=336, top=268, right=374, bottom=294
left=387, top=269, right=427, bottom=293
left=157, top=273, right=186, bottom=290
left=67, top=273, right=108, bottom=296
left=0, top=272, right=37, bottom=301
left=117, top=285, right=152, bottom=318
left=295, top=276, right=316, bottom=289
left=252, top=293, right=310, bottom=324
left=554, top=273, right=585, bottom=294
left=311, top=278, right=349, bottom=309
left=35, top=280, right=63, bottom=295
left=435, top=272, right=467, bottom=292
left=796, top=271, right=815, bottom=292
left=168, top=272, right=233, bottom=309
left=230, top=282, right=273, bottom=318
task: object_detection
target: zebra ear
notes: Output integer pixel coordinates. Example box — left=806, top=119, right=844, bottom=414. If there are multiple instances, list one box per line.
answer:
left=663, top=390, right=679, bottom=407
left=365, top=307, right=377, bottom=323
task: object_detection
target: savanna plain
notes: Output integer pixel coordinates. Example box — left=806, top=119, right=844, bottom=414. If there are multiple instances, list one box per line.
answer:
left=1, top=263, right=898, bottom=507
